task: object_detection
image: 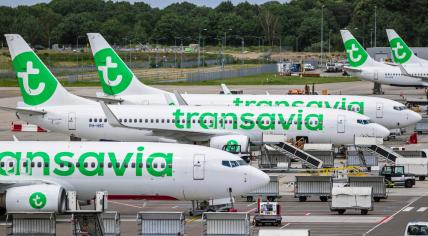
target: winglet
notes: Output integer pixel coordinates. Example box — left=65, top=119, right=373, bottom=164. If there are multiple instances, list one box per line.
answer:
left=98, top=102, right=125, bottom=128
left=173, top=90, right=188, bottom=105
left=221, top=84, right=231, bottom=95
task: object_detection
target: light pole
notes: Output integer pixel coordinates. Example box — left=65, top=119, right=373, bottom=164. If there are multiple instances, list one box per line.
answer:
left=76, top=35, right=85, bottom=80
left=370, top=29, right=373, bottom=47
left=374, top=5, right=377, bottom=47
left=198, top=28, right=207, bottom=68
left=320, top=5, right=325, bottom=67
left=222, top=28, right=232, bottom=69
left=328, top=30, right=332, bottom=60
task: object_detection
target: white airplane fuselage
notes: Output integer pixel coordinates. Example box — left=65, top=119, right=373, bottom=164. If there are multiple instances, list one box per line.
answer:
left=0, top=142, right=268, bottom=201
left=100, top=94, right=421, bottom=129
left=18, top=105, right=390, bottom=145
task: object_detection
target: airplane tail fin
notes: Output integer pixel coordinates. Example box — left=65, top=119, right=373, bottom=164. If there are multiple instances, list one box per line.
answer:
left=87, top=33, right=168, bottom=96
left=386, top=29, right=422, bottom=65
left=4, top=34, right=93, bottom=107
left=340, top=30, right=379, bottom=67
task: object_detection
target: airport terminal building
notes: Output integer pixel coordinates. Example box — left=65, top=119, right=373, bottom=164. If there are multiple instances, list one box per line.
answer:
left=368, top=47, right=428, bottom=61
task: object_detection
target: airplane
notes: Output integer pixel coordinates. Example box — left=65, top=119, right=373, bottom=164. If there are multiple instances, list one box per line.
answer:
left=340, top=29, right=428, bottom=87
left=386, top=29, right=428, bottom=66
left=86, top=33, right=421, bottom=129
left=4, top=34, right=389, bottom=150
left=0, top=141, right=269, bottom=214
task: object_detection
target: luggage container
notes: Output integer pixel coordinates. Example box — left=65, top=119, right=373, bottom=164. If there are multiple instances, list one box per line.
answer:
left=6, top=213, right=56, bottom=236
left=102, top=211, right=120, bottom=236
left=305, top=150, right=334, bottom=168
left=294, top=176, right=332, bottom=202
left=242, top=175, right=280, bottom=202
left=137, top=212, right=185, bottom=236
left=203, top=212, right=250, bottom=236
left=259, top=229, right=310, bottom=236
left=330, top=187, right=373, bottom=215
left=348, top=176, right=387, bottom=202
left=395, top=157, right=428, bottom=181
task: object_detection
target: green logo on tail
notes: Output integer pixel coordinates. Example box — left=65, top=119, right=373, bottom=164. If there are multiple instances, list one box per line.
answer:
left=390, top=38, right=411, bottom=64
left=12, top=52, right=57, bottom=106
left=344, top=39, right=367, bottom=67
left=29, top=192, right=47, bottom=209
left=94, top=48, right=133, bottom=95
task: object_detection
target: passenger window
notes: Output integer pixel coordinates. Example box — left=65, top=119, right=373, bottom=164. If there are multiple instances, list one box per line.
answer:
left=131, top=163, right=136, bottom=168
left=37, top=162, right=41, bottom=168
left=146, top=163, right=151, bottom=168
left=89, top=118, right=92, bottom=122
left=119, top=119, right=122, bottom=122
left=84, top=162, right=88, bottom=168
left=161, top=163, right=165, bottom=168
left=23, top=162, right=27, bottom=167
left=134, top=119, right=137, bottom=123
left=145, top=119, right=148, bottom=123
left=139, top=119, right=142, bottom=123
left=156, top=119, right=159, bottom=123
left=100, top=163, right=104, bottom=168
left=108, top=163, right=112, bottom=168
left=161, top=119, right=165, bottom=123
left=116, top=162, right=120, bottom=168
left=168, top=163, right=172, bottom=168
left=0, top=162, right=4, bottom=167
left=91, top=163, right=95, bottom=168
left=153, top=163, right=158, bottom=168
left=9, top=162, right=14, bottom=167
left=76, top=162, right=80, bottom=168
left=104, top=118, right=107, bottom=122
left=139, top=163, right=143, bottom=168
left=44, top=162, right=49, bottom=168
left=124, top=119, right=127, bottom=123
left=31, top=162, right=35, bottom=167
left=94, top=118, right=97, bottom=122
left=129, top=119, right=132, bottom=123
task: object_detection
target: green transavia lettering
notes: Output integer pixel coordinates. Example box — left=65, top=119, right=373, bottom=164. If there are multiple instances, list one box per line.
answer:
left=173, top=109, right=323, bottom=131
left=0, top=147, right=173, bottom=178
left=231, top=97, right=365, bottom=114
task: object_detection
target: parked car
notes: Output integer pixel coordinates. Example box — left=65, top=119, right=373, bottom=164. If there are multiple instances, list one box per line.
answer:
left=304, top=63, right=315, bottom=71
left=405, top=222, right=428, bottom=235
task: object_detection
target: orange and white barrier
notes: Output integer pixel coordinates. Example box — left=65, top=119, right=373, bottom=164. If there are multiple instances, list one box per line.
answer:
left=11, top=122, right=47, bottom=132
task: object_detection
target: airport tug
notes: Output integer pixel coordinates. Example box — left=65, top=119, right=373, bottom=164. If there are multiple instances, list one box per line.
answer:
left=253, top=198, right=282, bottom=226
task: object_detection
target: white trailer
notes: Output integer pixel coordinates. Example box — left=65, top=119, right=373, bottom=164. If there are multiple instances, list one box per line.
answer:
left=330, top=187, right=373, bottom=215
left=395, top=158, right=428, bottom=181
left=259, top=229, right=310, bottom=236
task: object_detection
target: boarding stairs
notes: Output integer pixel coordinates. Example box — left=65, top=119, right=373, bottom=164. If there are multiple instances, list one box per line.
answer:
left=72, top=212, right=105, bottom=236
left=266, top=142, right=323, bottom=169
left=362, top=144, right=403, bottom=164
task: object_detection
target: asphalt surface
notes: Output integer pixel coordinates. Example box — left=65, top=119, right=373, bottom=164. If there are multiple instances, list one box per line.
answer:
left=0, top=81, right=427, bottom=235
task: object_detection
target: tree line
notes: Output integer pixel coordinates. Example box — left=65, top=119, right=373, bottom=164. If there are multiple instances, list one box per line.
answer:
left=0, top=0, right=427, bottom=52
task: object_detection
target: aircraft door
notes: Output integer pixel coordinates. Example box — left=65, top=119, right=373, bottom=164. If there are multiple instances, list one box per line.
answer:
left=374, top=71, right=379, bottom=81
left=193, top=154, right=205, bottom=180
left=68, top=112, right=76, bottom=130
left=376, top=103, right=383, bottom=118
left=337, top=115, right=345, bottom=133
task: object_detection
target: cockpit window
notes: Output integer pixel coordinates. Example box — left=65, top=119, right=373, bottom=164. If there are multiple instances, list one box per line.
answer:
left=222, top=160, right=243, bottom=168
left=230, top=161, right=239, bottom=167
left=222, top=160, right=231, bottom=167
left=357, top=119, right=371, bottom=125
left=237, top=160, right=248, bottom=165
left=393, top=106, right=407, bottom=111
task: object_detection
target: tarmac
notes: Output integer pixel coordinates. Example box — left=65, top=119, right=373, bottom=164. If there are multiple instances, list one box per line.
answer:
left=0, top=80, right=427, bottom=235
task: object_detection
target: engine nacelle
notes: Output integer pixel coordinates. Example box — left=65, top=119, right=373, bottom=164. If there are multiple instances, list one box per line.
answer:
left=5, top=185, right=66, bottom=213
left=210, top=135, right=250, bottom=154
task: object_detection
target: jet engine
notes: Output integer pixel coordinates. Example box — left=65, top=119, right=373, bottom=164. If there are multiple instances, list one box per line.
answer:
left=3, top=185, right=66, bottom=213
left=210, top=135, right=250, bottom=161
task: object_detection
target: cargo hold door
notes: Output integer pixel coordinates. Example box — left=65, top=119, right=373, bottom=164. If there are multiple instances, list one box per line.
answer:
left=193, top=154, right=205, bottom=180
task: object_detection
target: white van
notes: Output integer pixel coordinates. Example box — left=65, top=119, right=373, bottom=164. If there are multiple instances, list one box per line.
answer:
left=405, top=222, right=428, bottom=235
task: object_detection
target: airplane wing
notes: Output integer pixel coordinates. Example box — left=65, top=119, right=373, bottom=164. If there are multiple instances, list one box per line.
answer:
left=383, top=62, right=399, bottom=67
left=173, top=90, right=188, bottom=106
left=81, top=95, right=123, bottom=104
left=399, top=64, right=428, bottom=81
left=0, top=106, right=46, bottom=115
left=343, top=66, right=362, bottom=73
left=99, top=102, right=230, bottom=140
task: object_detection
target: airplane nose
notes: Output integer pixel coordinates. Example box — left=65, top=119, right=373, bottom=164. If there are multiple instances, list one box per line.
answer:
left=374, top=124, right=390, bottom=138
left=251, top=168, right=270, bottom=189
left=409, top=111, right=422, bottom=125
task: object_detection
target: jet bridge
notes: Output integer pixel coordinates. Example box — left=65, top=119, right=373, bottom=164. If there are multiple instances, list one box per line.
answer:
left=266, top=142, right=324, bottom=169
